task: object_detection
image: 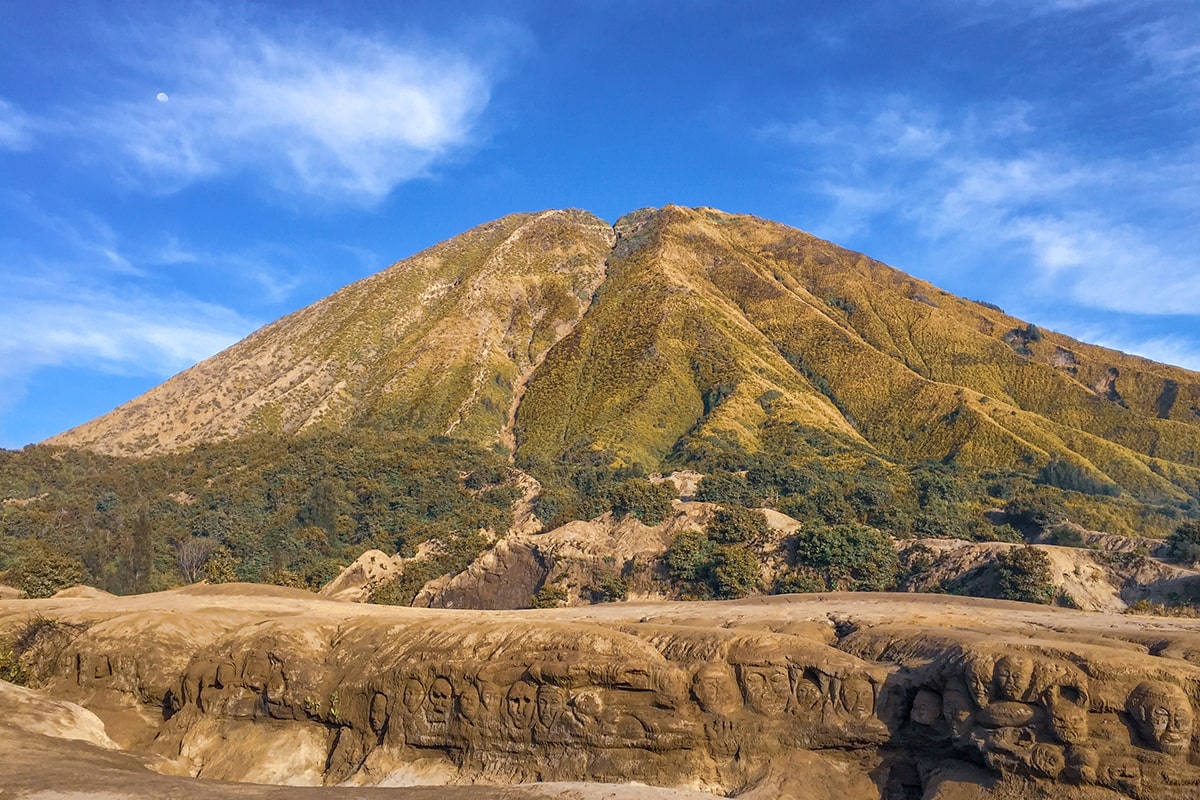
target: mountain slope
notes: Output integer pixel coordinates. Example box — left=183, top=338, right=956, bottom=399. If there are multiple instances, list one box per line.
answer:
left=47, top=209, right=613, bottom=455
left=45, top=205, right=1200, bottom=504
left=514, top=207, right=1200, bottom=504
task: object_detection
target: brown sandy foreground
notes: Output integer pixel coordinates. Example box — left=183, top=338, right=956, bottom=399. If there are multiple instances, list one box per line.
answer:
left=5, top=586, right=1200, bottom=799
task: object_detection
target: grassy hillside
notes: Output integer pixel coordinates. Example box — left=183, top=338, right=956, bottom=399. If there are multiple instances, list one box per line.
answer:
left=47, top=209, right=614, bottom=455
left=514, top=207, right=1200, bottom=504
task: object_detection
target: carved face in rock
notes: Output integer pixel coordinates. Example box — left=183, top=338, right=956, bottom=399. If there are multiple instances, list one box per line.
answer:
left=572, top=690, right=604, bottom=723
left=1126, top=681, right=1194, bottom=755
left=505, top=681, right=537, bottom=728
left=911, top=688, right=943, bottom=726
left=740, top=666, right=791, bottom=716
left=692, top=663, right=742, bottom=716
left=941, top=683, right=976, bottom=744
left=427, top=678, right=453, bottom=722
left=369, top=692, right=389, bottom=734
left=791, top=669, right=825, bottom=712
left=1030, top=743, right=1065, bottom=779
left=402, top=679, right=425, bottom=714
left=840, top=677, right=875, bottom=721
left=992, top=655, right=1033, bottom=702
left=457, top=684, right=482, bottom=723
left=537, top=685, right=567, bottom=727
left=243, top=651, right=273, bottom=691
left=1044, top=683, right=1089, bottom=745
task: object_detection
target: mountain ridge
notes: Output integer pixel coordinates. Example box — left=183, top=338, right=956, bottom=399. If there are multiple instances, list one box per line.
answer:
left=43, top=205, right=1200, bottom=507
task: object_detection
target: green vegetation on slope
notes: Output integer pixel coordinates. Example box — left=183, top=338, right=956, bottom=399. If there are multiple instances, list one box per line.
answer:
left=0, top=433, right=516, bottom=596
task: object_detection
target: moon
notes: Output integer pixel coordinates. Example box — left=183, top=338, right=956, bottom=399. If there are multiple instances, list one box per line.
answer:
left=156, top=92, right=169, bottom=103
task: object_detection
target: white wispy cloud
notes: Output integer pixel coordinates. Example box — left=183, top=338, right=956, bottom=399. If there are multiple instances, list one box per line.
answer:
left=0, top=195, right=307, bottom=391
left=1100, top=334, right=1200, bottom=374
left=60, top=13, right=515, bottom=203
left=0, top=277, right=254, bottom=380
left=0, top=97, right=34, bottom=151
left=1124, top=15, right=1200, bottom=91
left=764, top=96, right=1200, bottom=318
left=1040, top=315, right=1200, bottom=374
left=2, top=193, right=143, bottom=276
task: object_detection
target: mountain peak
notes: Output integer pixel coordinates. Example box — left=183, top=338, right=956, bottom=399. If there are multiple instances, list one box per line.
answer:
left=44, top=206, right=1200, bottom=506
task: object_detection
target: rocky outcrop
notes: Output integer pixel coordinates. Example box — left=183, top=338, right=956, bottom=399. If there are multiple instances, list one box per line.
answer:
left=7, top=587, right=1200, bottom=798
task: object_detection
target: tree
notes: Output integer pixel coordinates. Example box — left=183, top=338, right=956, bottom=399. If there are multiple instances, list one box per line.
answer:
left=129, top=507, right=154, bottom=593
left=9, top=542, right=85, bottom=598
left=1003, top=489, right=1067, bottom=532
left=1167, top=520, right=1200, bottom=565
left=531, top=582, right=569, bottom=608
left=695, top=472, right=759, bottom=507
left=792, top=523, right=899, bottom=591
left=298, top=479, right=340, bottom=543
left=994, top=546, right=1054, bottom=604
left=664, top=529, right=762, bottom=600
left=609, top=478, right=675, bottom=524
left=174, top=536, right=216, bottom=583
left=204, top=546, right=239, bottom=583
left=665, top=530, right=716, bottom=584
left=708, top=506, right=771, bottom=546
left=710, top=546, right=760, bottom=598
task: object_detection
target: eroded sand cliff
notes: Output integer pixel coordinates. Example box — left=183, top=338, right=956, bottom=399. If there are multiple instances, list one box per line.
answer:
left=5, top=586, right=1200, bottom=799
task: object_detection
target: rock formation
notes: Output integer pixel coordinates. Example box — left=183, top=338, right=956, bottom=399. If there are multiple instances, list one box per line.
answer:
left=7, top=586, right=1200, bottom=798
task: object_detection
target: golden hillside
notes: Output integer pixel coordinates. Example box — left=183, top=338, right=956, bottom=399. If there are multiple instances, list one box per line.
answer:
left=46, top=206, right=1200, bottom=503
left=47, top=209, right=614, bottom=455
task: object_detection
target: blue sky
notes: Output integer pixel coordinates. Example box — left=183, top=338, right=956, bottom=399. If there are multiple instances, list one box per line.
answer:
left=2, top=0, right=1199, bottom=449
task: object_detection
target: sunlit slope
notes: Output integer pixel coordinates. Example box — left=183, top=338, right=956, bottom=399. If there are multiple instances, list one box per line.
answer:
left=513, top=207, right=862, bottom=469
left=44, top=204, right=1200, bottom=503
left=47, top=210, right=613, bottom=455
left=518, top=206, right=1200, bottom=501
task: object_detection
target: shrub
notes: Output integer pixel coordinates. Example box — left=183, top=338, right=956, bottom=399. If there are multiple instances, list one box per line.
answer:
left=665, top=530, right=716, bottom=584
left=1046, top=524, right=1086, bottom=548
left=695, top=472, right=759, bottom=507
left=204, top=546, right=239, bottom=583
left=609, top=478, right=675, bottom=524
left=792, top=524, right=898, bottom=591
left=994, top=546, right=1054, bottom=604
left=1167, top=520, right=1200, bottom=564
left=1003, top=490, right=1067, bottom=531
left=532, top=486, right=576, bottom=527
left=911, top=513, right=966, bottom=539
left=0, top=614, right=81, bottom=686
left=746, top=460, right=815, bottom=498
left=772, top=567, right=826, bottom=595
left=9, top=543, right=86, bottom=599
left=664, top=530, right=761, bottom=599
left=0, top=638, right=25, bottom=684
left=531, top=582, right=569, bottom=608
left=708, top=506, right=771, bottom=546
left=589, top=570, right=630, bottom=603
left=709, top=546, right=761, bottom=598
left=984, top=523, right=1025, bottom=544
left=912, top=464, right=967, bottom=508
